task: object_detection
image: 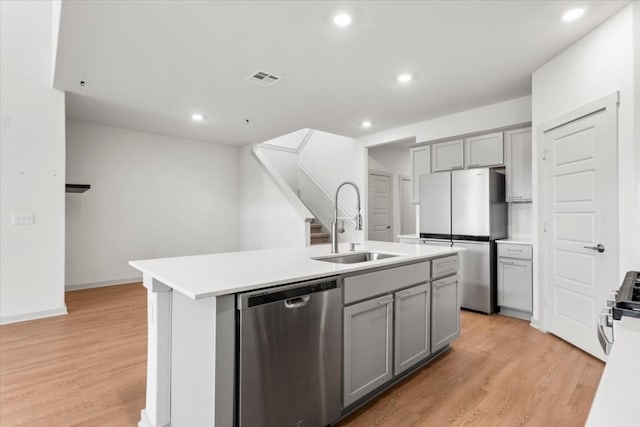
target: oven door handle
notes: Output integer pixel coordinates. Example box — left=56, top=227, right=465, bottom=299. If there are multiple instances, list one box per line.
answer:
left=598, top=309, right=614, bottom=355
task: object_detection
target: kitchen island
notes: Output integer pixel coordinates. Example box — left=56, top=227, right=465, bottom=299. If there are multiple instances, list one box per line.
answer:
left=130, top=241, right=464, bottom=427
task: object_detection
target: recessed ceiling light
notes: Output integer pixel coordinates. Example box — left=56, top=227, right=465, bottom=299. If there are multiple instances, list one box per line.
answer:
left=334, top=13, right=352, bottom=27
left=562, top=8, right=585, bottom=22
left=191, top=113, right=204, bottom=122
left=397, top=73, right=413, bottom=83
left=361, top=120, right=372, bottom=128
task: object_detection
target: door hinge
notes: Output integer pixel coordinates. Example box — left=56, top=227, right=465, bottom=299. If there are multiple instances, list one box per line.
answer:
left=542, top=148, right=549, bottom=161
left=543, top=222, right=548, bottom=233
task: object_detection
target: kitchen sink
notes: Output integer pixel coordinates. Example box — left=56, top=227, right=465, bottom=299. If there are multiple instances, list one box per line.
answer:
left=313, top=251, right=400, bottom=264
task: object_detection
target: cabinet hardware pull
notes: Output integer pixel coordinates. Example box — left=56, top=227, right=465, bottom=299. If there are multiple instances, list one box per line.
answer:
left=507, top=248, right=522, bottom=252
left=435, top=281, right=454, bottom=289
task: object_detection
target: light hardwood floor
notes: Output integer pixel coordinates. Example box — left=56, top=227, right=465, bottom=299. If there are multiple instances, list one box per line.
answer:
left=0, top=284, right=603, bottom=426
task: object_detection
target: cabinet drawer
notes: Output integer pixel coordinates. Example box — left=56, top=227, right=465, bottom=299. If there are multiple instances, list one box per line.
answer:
left=431, top=255, right=459, bottom=279
left=344, top=261, right=430, bottom=304
left=498, top=243, right=532, bottom=260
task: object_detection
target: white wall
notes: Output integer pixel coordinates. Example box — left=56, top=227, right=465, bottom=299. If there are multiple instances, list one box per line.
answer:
left=239, top=146, right=308, bottom=250
left=258, top=147, right=299, bottom=192
left=359, top=95, right=532, bottom=148
left=65, top=120, right=241, bottom=288
left=0, top=1, right=67, bottom=323
left=532, top=3, right=639, bottom=328
left=298, top=130, right=366, bottom=243
left=368, top=145, right=411, bottom=241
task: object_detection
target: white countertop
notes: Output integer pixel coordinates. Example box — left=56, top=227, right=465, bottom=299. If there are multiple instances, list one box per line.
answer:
left=130, top=241, right=462, bottom=299
left=586, top=316, right=640, bottom=426
left=397, top=234, right=420, bottom=240
left=497, top=238, right=533, bottom=245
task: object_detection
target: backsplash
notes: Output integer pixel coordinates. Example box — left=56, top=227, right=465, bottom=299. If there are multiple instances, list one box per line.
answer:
left=508, top=203, right=533, bottom=239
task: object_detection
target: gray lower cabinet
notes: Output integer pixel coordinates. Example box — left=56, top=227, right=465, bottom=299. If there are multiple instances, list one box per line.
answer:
left=343, top=294, right=394, bottom=407
left=432, top=275, right=460, bottom=352
left=498, top=258, right=533, bottom=312
left=394, top=283, right=431, bottom=375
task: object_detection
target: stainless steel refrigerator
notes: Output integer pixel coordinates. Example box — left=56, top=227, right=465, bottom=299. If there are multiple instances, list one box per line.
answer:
left=419, top=168, right=507, bottom=313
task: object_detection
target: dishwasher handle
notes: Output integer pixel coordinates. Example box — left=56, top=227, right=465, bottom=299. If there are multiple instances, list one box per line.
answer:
left=284, top=295, right=310, bottom=309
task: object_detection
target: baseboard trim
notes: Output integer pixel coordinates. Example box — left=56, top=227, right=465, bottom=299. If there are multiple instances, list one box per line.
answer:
left=66, top=277, right=142, bottom=291
left=0, top=305, right=68, bottom=325
left=139, top=409, right=170, bottom=427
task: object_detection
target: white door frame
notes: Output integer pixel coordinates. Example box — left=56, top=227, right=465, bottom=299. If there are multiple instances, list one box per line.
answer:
left=537, top=91, right=619, bottom=339
left=368, top=169, right=394, bottom=242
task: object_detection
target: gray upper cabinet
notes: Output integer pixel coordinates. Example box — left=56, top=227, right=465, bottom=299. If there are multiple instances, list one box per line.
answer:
left=431, top=139, right=464, bottom=172
left=410, top=146, right=431, bottom=203
left=431, top=275, right=460, bottom=352
left=394, top=283, right=431, bottom=375
left=343, top=294, right=393, bottom=407
left=464, top=132, right=504, bottom=168
left=504, top=128, right=532, bottom=202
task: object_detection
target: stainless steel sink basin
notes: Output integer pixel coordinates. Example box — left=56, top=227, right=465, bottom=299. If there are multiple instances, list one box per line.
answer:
left=313, top=251, right=400, bottom=264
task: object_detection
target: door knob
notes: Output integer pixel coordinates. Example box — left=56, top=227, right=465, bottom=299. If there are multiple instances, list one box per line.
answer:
left=583, top=244, right=605, bottom=253
left=386, top=225, right=391, bottom=229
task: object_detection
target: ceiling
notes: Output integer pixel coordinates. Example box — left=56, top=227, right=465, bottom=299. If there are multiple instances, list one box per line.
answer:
left=55, top=1, right=629, bottom=146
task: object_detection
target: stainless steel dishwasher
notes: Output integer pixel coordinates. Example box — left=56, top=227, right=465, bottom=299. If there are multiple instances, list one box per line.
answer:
left=237, top=277, right=342, bottom=427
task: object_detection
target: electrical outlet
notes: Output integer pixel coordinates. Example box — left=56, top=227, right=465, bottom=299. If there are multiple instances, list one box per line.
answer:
left=12, top=213, right=35, bottom=225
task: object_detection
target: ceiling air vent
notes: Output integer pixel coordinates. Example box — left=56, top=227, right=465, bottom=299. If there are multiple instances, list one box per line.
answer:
left=246, top=70, right=281, bottom=87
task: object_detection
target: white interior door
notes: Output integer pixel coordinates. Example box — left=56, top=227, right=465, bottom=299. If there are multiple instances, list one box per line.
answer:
left=368, top=172, right=392, bottom=242
left=543, top=94, right=618, bottom=361
left=400, top=176, right=416, bottom=235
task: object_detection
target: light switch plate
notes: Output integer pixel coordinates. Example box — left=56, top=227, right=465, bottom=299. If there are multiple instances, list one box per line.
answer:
left=12, top=213, right=35, bottom=225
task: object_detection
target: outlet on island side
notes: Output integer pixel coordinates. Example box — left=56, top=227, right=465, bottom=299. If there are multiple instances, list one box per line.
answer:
left=11, top=213, right=35, bottom=225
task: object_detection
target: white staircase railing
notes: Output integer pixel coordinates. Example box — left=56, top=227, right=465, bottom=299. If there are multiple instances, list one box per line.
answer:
left=297, top=164, right=353, bottom=234
left=251, top=146, right=314, bottom=245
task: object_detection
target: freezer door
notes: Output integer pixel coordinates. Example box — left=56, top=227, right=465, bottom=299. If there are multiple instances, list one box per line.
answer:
left=451, top=169, right=490, bottom=238
left=452, top=240, right=496, bottom=314
left=419, top=172, right=451, bottom=238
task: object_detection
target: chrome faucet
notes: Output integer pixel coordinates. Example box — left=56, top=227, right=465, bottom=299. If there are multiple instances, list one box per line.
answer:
left=331, top=181, right=363, bottom=253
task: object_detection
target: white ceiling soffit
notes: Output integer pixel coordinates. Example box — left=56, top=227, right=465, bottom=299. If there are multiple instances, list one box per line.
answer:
left=55, top=1, right=629, bottom=146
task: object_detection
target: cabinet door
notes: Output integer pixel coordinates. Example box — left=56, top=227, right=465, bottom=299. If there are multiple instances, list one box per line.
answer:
left=498, top=259, right=532, bottom=312
left=432, top=139, right=464, bottom=172
left=394, top=283, right=430, bottom=375
left=432, top=275, right=460, bottom=352
left=504, top=128, right=532, bottom=202
left=343, top=295, right=393, bottom=407
left=465, top=132, right=504, bottom=168
left=410, top=146, right=431, bottom=203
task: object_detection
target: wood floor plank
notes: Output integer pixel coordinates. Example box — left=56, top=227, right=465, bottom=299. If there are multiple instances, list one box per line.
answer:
left=1, top=284, right=604, bottom=426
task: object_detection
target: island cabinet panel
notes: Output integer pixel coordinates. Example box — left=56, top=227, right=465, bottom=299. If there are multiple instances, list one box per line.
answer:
left=343, top=261, right=429, bottom=304
left=410, top=145, right=431, bottom=203
left=432, top=139, right=464, bottom=172
left=464, top=131, right=504, bottom=168
left=394, top=283, right=431, bottom=375
left=432, top=275, right=460, bottom=352
left=343, top=294, right=394, bottom=407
